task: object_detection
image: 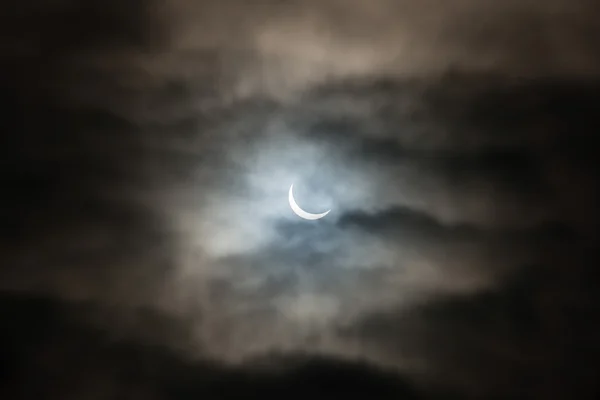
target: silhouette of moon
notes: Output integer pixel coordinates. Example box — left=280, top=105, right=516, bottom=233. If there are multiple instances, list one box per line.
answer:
left=288, top=184, right=331, bottom=220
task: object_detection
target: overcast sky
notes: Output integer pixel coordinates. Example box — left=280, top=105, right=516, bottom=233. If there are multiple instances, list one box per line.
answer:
left=1, top=0, right=600, bottom=398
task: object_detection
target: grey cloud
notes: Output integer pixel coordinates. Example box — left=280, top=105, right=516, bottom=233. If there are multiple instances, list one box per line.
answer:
left=161, top=0, right=600, bottom=102
left=346, top=257, right=600, bottom=397
left=2, top=0, right=600, bottom=398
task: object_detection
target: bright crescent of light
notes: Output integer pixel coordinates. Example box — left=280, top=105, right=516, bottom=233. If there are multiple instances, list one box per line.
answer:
left=288, top=184, right=331, bottom=220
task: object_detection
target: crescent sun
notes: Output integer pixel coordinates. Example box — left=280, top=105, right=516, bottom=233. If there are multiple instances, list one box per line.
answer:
left=288, top=184, right=331, bottom=220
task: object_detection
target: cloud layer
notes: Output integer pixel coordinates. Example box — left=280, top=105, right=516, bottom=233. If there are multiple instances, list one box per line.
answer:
left=2, top=0, right=600, bottom=397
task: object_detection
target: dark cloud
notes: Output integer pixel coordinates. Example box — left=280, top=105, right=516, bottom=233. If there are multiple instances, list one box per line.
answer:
left=0, top=294, right=423, bottom=400
left=348, top=260, right=600, bottom=397
left=2, top=0, right=600, bottom=398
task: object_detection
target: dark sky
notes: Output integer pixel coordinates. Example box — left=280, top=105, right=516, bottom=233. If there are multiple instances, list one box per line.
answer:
left=1, top=1, right=600, bottom=398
